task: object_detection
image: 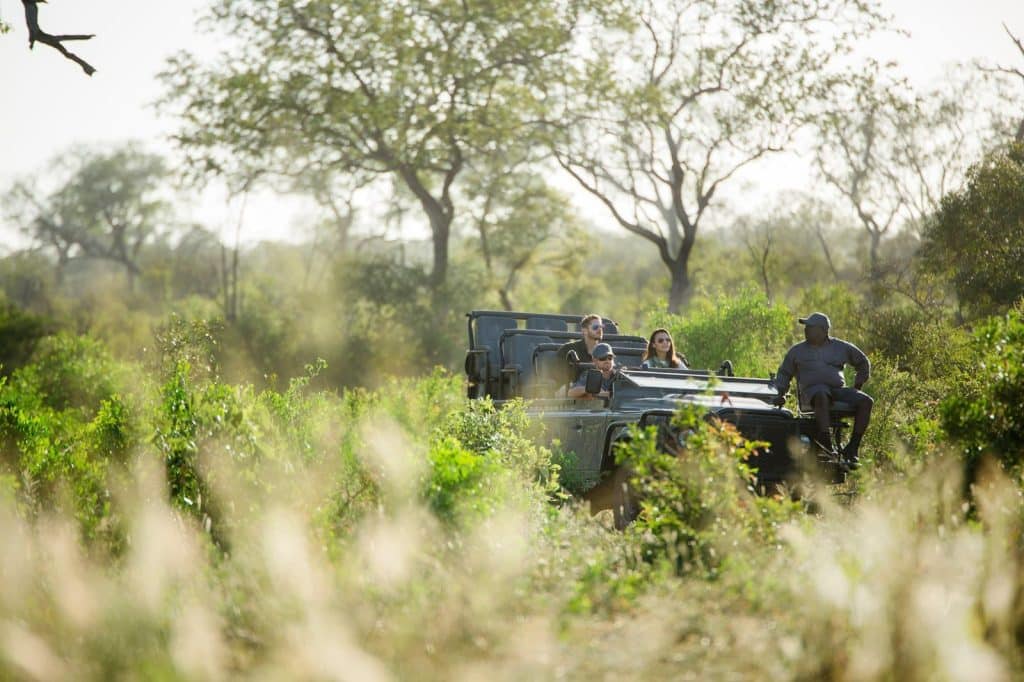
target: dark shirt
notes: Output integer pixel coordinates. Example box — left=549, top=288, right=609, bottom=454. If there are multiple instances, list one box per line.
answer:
left=773, top=337, right=870, bottom=394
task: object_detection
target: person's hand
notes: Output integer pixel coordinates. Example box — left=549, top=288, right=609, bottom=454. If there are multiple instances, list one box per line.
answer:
left=770, top=393, right=786, bottom=407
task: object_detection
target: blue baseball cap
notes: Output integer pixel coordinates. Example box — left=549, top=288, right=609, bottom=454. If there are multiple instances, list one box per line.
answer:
left=798, top=312, right=831, bottom=328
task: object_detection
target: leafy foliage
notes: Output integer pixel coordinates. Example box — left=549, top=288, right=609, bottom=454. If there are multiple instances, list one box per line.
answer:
left=617, top=407, right=802, bottom=578
left=0, top=334, right=132, bottom=544
left=2, top=312, right=1024, bottom=678
left=922, top=143, right=1024, bottom=318
left=554, top=0, right=886, bottom=310
left=940, top=305, right=1024, bottom=473
left=0, top=302, right=53, bottom=376
left=647, top=289, right=792, bottom=376
left=160, top=0, right=594, bottom=288
left=2, top=145, right=172, bottom=288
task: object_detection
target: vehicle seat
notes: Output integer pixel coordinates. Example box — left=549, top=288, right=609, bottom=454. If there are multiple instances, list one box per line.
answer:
left=502, top=333, right=552, bottom=397
left=475, top=315, right=517, bottom=387
left=526, top=316, right=567, bottom=332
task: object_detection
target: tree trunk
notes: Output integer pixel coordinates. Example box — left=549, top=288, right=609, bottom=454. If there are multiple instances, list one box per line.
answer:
left=420, top=200, right=451, bottom=291
left=499, top=288, right=513, bottom=311
left=868, top=230, right=882, bottom=283
left=667, top=260, right=691, bottom=313
left=399, top=165, right=453, bottom=292
left=814, top=227, right=840, bottom=280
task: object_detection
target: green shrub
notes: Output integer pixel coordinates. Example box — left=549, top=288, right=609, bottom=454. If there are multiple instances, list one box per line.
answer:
left=424, top=435, right=501, bottom=523
left=0, top=302, right=53, bottom=376
left=796, top=284, right=863, bottom=339
left=940, top=306, right=1024, bottom=475
left=0, top=334, right=135, bottom=545
left=15, top=332, right=121, bottom=416
left=426, top=397, right=561, bottom=526
left=87, top=395, right=135, bottom=464
left=617, top=405, right=801, bottom=578
left=647, top=289, right=792, bottom=376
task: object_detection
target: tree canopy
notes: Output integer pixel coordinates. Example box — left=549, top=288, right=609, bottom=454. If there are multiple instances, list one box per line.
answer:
left=160, top=0, right=595, bottom=291
left=2, top=145, right=172, bottom=288
left=921, top=143, right=1024, bottom=318
left=550, top=0, right=886, bottom=312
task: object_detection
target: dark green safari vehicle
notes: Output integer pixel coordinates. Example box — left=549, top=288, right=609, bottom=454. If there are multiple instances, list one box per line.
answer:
left=464, top=310, right=847, bottom=522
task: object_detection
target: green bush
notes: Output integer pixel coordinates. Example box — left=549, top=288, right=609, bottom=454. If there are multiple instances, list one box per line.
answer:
left=424, top=435, right=501, bottom=523
left=940, top=306, right=1024, bottom=475
left=647, top=288, right=792, bottom=376
left=0, top=302, right=53, bottom=376
left=426, top=397, right=561, bottom=526
left=15, top=333, right=122, bottom=416
left=796, top=284, right=863, bottom=340
left=617, top=405, right=802, bottom=579
left=0, top=370, right=114, bottom=544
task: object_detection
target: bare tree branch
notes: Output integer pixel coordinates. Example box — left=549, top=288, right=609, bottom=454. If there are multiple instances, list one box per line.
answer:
left=22, top=0, right=96, bottom=75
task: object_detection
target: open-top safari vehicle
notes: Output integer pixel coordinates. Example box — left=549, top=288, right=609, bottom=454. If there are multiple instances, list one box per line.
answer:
left=463, top=310, right=852, bottom=522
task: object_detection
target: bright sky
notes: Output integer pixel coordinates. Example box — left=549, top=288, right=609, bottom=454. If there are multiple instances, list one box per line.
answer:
left=2, top=0, right=1023, bottom=248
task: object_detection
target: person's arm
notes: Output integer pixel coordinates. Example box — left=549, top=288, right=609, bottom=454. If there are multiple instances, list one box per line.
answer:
left=773, top=347, right=796, bottom=395
left=567, top=372, right=592, bottom=399
left=567, top=383, right=589, bottom=399
left=847, top=341, right=870, bottom=389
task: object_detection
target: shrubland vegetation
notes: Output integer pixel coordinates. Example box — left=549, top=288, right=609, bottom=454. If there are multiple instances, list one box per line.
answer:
left=1, top=282, right=1022, bottom=678
left=3, top=0, right=1024, bottom=678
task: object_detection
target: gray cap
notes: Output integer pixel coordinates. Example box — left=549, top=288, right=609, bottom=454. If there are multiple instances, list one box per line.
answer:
left=798, top=312, right=831, bottom=328
left=592, top=343, right=615, bottom=359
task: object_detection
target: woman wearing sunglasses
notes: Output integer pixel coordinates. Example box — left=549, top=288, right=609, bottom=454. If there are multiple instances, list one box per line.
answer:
left=641, top=328, right=688, bottom=369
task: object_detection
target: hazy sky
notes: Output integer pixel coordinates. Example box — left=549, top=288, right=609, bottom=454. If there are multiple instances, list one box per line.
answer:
left=2, top=0, right=1023, bottom=247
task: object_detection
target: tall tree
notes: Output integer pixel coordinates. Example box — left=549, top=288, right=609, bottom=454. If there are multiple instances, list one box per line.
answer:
left=813, top=65, right=911, bottom=286
left=462, top=160, right=582, bottom=311
left=921, top=143, right=1024, bottom=319
left=982, top=23, right=1024, bottom=142
left=814, top=63, right=995, bottom=296
left=733, top=195, right=857, bottom=302
left=160, top=0, right=592, bottom=292
left=2, top=145, right=172, bottom=289
left=550, top=0, right=885, bottom=312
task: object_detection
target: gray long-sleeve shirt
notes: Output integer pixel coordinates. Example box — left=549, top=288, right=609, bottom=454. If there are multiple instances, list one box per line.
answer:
left=773, top=337, right=870, bottom=394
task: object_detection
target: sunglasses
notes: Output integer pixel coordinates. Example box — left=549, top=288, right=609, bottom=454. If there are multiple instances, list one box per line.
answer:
left=654, top=337, right=671, bottom=343
left=590, top=323, right=605, bottom=330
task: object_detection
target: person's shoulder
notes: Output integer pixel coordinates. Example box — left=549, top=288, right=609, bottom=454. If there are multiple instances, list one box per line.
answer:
left=830, top=337, right=862, bottom=350
left=557, top=338, right=581, bottom=353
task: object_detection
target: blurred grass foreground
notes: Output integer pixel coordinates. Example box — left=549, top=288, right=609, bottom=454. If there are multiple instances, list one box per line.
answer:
left=1, top=305, right=1024, bottom=681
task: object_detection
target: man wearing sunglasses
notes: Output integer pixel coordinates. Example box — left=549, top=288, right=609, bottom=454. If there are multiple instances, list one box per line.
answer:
left=567, top=343, right=617, bottom=399
left=556, top=313, right=607, bottom=386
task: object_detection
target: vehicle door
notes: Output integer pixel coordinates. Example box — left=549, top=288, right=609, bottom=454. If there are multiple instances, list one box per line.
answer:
left=549, top=400, right=610, bottom=490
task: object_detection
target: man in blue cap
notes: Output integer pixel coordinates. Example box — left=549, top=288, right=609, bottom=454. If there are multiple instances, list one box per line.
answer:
left=771, top=312, right=873, bottom=465
left=567, top=342, right=617, bottom=399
